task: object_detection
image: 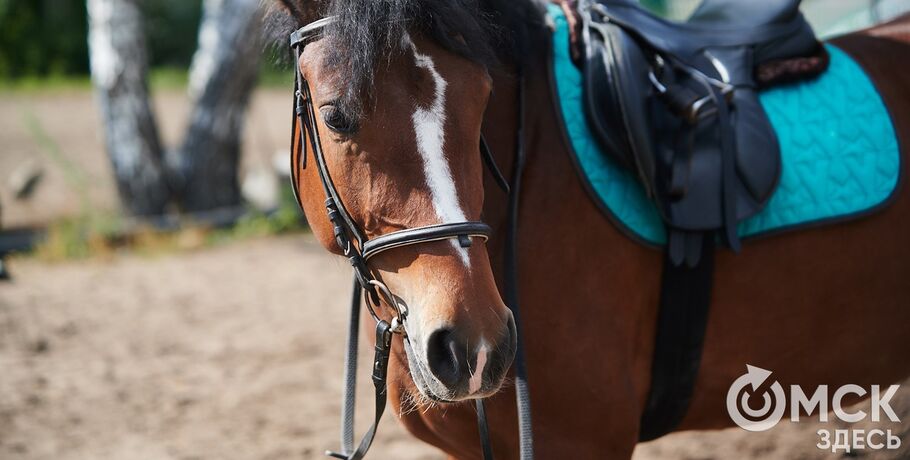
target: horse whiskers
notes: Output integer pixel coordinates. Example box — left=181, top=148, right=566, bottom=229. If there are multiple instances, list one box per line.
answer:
left=496, top=375, right=515, bottom=393
left=397, top=387, right=442, bottom=416
left=466, top=338, right=475, bottom=381
left=397, top=390, right=424, bottom=416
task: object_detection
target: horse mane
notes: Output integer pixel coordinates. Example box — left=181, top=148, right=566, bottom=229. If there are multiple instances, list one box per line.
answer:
left=263, top=0, right=545, bottom=118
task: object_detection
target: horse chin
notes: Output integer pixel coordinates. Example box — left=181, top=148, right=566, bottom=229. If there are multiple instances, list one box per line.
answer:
left=402, top=337, right=503, bottom=404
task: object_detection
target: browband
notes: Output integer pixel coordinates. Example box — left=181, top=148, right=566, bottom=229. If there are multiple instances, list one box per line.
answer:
left=290, top=16, right=335, bottom=49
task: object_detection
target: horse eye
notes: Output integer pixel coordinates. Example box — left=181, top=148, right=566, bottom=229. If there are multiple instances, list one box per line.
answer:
left=320, top=106, right=358, bottom=134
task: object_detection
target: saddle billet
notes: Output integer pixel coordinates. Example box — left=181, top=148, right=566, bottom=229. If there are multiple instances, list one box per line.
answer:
left=579, top=0, right=822, bottom=264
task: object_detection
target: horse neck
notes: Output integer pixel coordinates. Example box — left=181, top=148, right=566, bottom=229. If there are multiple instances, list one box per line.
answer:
left=481, top=26, right=557, bottom=271
left=483, top=23, right=566, bottom=236
left=483, top=20, right=657, bottom=297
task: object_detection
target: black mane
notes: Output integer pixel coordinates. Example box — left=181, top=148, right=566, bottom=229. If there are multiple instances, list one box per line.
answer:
left=265, top=0, right=545, bottom=118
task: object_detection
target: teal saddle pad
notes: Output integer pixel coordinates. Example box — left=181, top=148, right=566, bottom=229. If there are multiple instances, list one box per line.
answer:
left=547, top=4, right=901, bottom=245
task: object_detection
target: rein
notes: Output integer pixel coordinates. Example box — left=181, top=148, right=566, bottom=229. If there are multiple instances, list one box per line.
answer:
left=288, top=17, right=534, bottom=460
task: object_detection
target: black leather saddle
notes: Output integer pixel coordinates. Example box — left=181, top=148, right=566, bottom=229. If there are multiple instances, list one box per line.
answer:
left=580, top=0, right=822, bottom=265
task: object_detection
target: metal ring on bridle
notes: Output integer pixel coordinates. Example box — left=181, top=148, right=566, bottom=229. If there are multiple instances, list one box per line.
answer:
left=367, top=280, right=407, bottom=331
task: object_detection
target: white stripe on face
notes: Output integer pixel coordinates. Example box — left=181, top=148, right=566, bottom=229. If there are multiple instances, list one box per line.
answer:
left=405, top=35, right=471, bottom=267
left=469, top=339, right=489, bottom=394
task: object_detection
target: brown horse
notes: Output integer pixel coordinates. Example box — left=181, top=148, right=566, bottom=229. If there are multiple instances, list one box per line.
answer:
left=267, top=1, right=910, bottom=458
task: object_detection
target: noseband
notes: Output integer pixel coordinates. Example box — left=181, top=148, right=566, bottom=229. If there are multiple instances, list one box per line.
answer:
left=288, top=16, right=518, bottom=460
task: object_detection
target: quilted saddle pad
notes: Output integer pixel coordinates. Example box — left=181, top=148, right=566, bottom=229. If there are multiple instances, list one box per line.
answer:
left=547, top=4, right=901, bottom=245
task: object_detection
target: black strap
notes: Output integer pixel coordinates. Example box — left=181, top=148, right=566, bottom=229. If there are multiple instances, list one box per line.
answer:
left=481, top=135, right=511, bottom=194
left=327, top=320, right=393, bottom=460
left=638, top=236, right=714, bottom=441
left=503, top=74, right=535, bottom=460
left=476, top=399, right=494, bottom=460
left=339, top=277, right=362, bottom=452
left=362, top=222, right=492, bottom=260
left=290, top=16, right=334, bottom=48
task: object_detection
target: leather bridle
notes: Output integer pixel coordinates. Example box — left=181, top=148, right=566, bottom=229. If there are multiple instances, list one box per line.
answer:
left=288, top=16, right=530, bottom=460
left=290, top=16, right=510, bottom=326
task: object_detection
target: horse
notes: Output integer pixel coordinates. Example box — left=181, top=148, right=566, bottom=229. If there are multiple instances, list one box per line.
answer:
left=265, top=0, right=910, bottom=458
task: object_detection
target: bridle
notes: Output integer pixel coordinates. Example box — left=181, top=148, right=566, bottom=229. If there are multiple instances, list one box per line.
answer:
left=290, top=16, right=507, bottom=329
left=288, top=16, right=533, bottom=460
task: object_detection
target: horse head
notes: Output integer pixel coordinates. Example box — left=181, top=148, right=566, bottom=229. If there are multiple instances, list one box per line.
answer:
left=271, top=0, right=517, bottom=404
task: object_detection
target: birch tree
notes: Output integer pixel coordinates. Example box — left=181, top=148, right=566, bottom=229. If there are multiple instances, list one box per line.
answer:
left=88, top=0, right=262, bottom=216
left=170, top=0, right=262, bottom=212
left=88, top=0, right=170, bottom=215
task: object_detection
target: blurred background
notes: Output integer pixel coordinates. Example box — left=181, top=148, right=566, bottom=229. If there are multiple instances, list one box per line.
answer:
left=0, top=1, right=908, bottom=459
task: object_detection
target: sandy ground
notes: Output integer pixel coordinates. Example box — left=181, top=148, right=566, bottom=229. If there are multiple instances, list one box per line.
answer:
left=1, top=236, right=907, bottom=460
left=0, top=236, right=442, bottom=460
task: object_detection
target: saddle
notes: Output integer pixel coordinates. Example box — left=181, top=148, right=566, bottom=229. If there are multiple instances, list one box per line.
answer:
left=578, top=0, right=825, bottom=265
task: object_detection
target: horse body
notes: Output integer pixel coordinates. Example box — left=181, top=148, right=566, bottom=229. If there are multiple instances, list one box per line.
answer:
left=270, top=0, right=910, bottom=456
left=398, top=15, right=910, bottom=460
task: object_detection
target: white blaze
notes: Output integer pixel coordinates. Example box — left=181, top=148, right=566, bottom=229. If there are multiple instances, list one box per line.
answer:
left=469, top=340, right=489, bottom=394
left=405, top=35, right=471, bottom=267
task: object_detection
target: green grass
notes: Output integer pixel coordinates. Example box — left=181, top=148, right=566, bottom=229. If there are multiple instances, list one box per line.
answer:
left=258, top=68, right=294, bottom=88
left=32, top=186, right=308, bottom=262
left=0, top=74, right=93, bottom=93
left=0, top=68, right=196, bottom=93
left=0, top=65, right=294, bottom=94
left=149, top=67, right=190, bottom=90
left=22, top=109, right=91, bottom=214
left=34, top=205, right=308, bottom=262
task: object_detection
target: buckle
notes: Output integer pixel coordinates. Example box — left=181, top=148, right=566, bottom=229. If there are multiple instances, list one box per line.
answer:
left=368, top=279, right=408, bottom=331
left=649, top=65, right=735, bottom=124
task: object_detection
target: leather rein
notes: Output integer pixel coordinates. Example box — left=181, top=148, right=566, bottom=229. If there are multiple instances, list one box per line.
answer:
left=288, top=16, right=533, bottom=460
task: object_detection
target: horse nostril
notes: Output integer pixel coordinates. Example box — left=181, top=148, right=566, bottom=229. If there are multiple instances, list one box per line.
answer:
left=426, top=328, right=466, bottom=388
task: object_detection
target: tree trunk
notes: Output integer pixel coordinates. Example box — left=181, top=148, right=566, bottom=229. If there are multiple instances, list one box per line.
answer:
left=171, top=0, right=262, bottom=212
left=87, top=0, right=169, bottom=216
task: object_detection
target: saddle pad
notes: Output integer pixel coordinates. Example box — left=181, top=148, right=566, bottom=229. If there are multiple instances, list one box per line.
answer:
left=548, top=4, right=901, bottom=245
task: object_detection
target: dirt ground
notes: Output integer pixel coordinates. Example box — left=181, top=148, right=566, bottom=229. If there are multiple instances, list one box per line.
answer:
left=0, top=236, right=443, bottom=460
left=1, top=236, right=908, bottom=460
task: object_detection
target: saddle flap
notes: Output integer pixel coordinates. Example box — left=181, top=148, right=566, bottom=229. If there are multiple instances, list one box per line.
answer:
left=582, top=18, right=658, bottom=192
left=582, top=20, right=635, bottom=171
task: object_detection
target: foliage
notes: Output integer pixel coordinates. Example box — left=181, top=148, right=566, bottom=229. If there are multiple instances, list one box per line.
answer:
left=0, top=0, right=202, bottom=80
left=142, top=0, right=203, bottom=69
left=0, top=0, right=89, bottom=78
left=35, top=207, right=307, bottom=262
left=0, top=66, right=293, bottom=93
